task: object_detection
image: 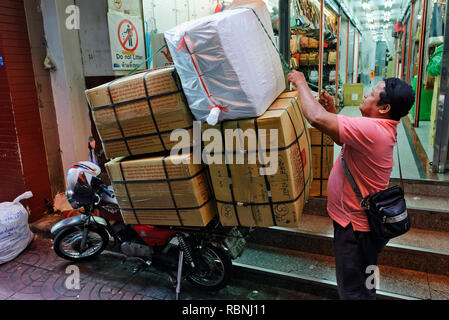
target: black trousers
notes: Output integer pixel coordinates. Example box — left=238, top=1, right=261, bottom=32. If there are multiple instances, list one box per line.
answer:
left=333, top=220, right=387, bottom=300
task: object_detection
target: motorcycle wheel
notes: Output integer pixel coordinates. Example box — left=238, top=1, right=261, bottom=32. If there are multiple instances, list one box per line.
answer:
left=186, top=244, right=232, bottom=291
left=53, top=226, right=109, bottom=261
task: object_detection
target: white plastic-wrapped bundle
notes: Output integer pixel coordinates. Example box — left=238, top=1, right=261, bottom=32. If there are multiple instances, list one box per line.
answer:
left=0, top=192, right=34, bottom=264
left=164, top=1, right=285, bottom=125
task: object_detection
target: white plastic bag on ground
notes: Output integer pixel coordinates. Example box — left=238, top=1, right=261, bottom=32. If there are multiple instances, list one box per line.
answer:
left=164, top=1, right=285, bottom=125
left=0, top=191, right=34, bottom=264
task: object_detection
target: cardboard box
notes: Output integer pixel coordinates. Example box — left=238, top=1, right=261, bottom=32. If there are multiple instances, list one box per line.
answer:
left=203, top=91, right=312, bottom=227
left=105, top=153, right=217, bottom=226
left=343, top=83, right=364, bottom=106
left=86, top=67, right=194, bottom=159
left=308, top=125, right=334, bottom=197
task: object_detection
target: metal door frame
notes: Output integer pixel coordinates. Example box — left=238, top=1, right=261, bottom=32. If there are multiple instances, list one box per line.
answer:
left=432, top=0, right=449, bottom=173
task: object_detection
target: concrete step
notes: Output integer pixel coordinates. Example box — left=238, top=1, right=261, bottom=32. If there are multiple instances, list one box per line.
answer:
left=233, top=243, right=449, bottom=300
left=390, top=178, right=449, bottom=198
left=246, top=214, right=449, bottom=276
left=304, top=195, right=449, bottom=233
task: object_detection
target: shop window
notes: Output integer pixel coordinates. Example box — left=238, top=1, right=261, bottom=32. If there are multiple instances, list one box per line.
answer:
left=289, top=0, right=322, bottom=92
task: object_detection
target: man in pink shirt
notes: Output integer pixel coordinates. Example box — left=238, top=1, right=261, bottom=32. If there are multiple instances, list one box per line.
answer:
left=288, top=70, right=415, bottom=300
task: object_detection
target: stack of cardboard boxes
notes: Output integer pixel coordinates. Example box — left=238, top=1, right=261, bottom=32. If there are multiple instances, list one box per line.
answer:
left=86, top=67, right=215, bottom=227
left=204, top=91, right=312, bottom=227
left=86, top=69, right=319, bottom=228
left=308, top=125, right=334, bottom=197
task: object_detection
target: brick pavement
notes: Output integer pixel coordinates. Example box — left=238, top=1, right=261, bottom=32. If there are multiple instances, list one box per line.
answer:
left=0, top=234, right=325, bottom=301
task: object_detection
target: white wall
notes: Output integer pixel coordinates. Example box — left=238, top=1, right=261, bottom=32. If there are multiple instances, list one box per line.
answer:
left=40, top=0, right=92, bottom=184
left=142, top=0, right=219, bottom=33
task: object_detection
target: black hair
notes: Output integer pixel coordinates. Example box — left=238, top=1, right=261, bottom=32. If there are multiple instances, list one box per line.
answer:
left=377, top=78, right=416, bottom=121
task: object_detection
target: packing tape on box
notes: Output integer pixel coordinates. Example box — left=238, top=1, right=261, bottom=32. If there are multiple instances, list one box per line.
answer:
left=310, top=131, right=333, bottom=196
left=115, top=161, right=212, bottom=226
left=87, top=69, right=184, bottom=155
left=214, top=96, right=312, bottom=226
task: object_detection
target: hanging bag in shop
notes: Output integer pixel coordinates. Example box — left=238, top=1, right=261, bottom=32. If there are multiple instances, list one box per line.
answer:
left=308, top=52, right=319, bottom=65
left=300, top=53, right=309, bottom=66
left=328, top=51, right=337, bottom=65
left=308, top=38, right=319, bottom=49
left=329, top=70, right=336, bottom=83
left=309, top=70, right=318, bottom=84
left=290, top=56, right=298, bottom=69
left=290, top=36, right=298, bottom=54
left=300, top=0, right=319, bottom=34
left=292, top=0, right=308, bottom=29
left=296, top=0, right=313, bottom=33
left=292, top=53, right=301, bottom=67
left=341, top=145, right=410, bottom=243
left=300, top=36, right=309, bottom=49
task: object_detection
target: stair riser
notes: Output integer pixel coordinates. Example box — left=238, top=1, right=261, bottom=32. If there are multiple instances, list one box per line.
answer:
left=232, top=264, right=407, bottom=300
left=247, top=228, right=449, bottom=276
left=304, top=198, right=449, bottom=233
left=389, top=179, right=449, bottom=197
left=232, top=264, right=339, bottom=300
left=407, top=208, right=449, bottom=233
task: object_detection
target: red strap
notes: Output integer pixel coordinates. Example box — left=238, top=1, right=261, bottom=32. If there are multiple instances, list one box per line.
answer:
left=208, top=105, right=228, bottom=112
left=176, top=37, right=187, bottom=52
left=177, top=34, right=228, bottom=113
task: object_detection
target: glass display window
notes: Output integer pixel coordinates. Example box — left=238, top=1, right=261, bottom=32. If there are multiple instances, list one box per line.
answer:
left=289, top=0, right=322, bottom=91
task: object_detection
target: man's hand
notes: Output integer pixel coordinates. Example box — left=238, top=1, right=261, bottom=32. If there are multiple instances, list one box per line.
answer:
left=287, top=70, right=307, bottom=89
left=319, top=91, right=336, bottom=114
left=288, top=70, right=341, bottom=145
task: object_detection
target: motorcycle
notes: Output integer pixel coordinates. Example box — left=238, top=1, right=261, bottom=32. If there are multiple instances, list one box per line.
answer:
left=50, top=159, right=246, bottom=299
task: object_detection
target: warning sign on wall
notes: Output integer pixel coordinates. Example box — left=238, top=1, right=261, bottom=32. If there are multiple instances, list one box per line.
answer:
left=108, top=11, right=146, bottom=71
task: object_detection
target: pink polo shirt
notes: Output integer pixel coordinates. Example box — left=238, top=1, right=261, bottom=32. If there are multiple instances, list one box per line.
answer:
left=327, top=115, right=399, bottom=232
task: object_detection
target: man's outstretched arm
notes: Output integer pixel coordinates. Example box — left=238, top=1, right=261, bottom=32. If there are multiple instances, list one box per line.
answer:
left=288, top=70, right=341, bottom=145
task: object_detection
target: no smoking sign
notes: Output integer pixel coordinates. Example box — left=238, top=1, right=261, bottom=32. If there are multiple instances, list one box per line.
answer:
left=108, top=11, right=146, bottom=71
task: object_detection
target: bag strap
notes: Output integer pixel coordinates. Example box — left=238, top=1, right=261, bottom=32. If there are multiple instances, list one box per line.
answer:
left=396, top=139, right=405, bottom=191
left=340, top=145, right=364, bottom=205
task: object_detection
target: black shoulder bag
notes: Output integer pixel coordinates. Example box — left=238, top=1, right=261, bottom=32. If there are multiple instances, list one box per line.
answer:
left=341, top=144, right=410, bottom=241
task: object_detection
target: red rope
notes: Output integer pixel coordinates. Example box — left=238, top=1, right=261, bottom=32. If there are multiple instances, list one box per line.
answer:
left=177, top=35, right=228, bottom=113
